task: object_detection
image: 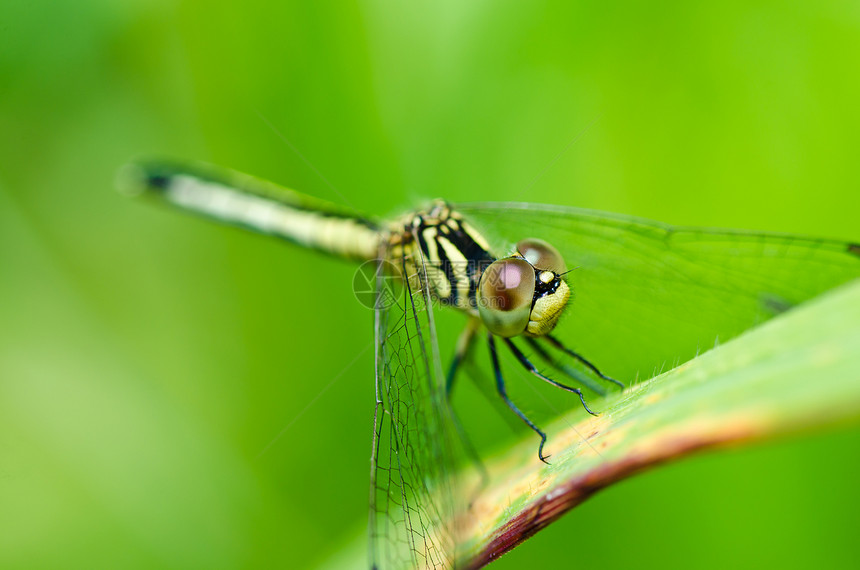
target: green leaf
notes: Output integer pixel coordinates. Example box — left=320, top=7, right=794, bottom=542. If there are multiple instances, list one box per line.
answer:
left=455, top=278, right=860, bottom=567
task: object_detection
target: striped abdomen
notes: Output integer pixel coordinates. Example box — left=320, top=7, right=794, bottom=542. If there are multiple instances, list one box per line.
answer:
left=119, top=160, right=382, bottom=262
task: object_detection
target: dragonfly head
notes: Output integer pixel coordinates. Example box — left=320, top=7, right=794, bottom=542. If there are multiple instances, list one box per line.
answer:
left=476, top=238, right=570, bottom=338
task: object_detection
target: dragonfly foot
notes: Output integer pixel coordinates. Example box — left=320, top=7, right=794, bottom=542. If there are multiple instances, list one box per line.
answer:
left=538, top=438, right=552, bottom=464
left=578, top=392, right=599, bottom=416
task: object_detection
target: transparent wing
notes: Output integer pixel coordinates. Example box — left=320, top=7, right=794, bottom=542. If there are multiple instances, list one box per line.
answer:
left=369, top=237, right=465, bottom=569
left=458, top=202, right=860, bottom=382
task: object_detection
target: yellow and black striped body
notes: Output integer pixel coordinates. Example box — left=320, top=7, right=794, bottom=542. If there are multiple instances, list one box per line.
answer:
left=389, top=201, right=496, bottom=316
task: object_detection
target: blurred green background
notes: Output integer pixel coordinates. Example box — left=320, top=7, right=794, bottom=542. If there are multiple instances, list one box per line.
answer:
left=2, top=1, right=859, bottom=568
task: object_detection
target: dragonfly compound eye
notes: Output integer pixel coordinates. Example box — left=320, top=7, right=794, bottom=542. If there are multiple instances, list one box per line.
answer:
left=477, top=258, right=536, bottom=337
left=516, top=238, right=566, bottom=274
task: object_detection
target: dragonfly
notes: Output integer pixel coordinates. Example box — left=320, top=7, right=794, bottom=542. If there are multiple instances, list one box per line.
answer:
left=119, top=159, right=860, bottom=569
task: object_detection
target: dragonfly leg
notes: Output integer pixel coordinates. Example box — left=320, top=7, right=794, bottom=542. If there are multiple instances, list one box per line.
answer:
left=524, top=337, right=607, bottom=396
left=505, top=338, right=599, bottom=417
left=489, top=333, right=551, bottom=464
left=545, top=334, right=625, bottom=389
left=446, top=317, right=481, bottom=397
